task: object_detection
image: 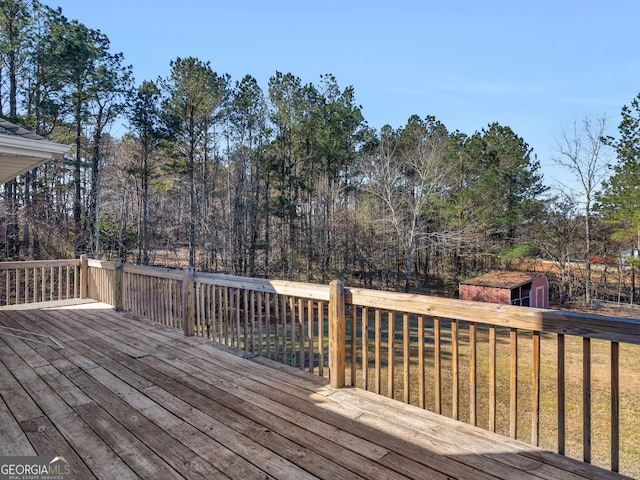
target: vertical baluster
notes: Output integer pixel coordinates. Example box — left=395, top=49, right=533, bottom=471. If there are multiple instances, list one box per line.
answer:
left=66, top=266, right=70, bottom=299
left=375, top=308, right=381, bottom=395
left=58, top=265, right=63, bottom=300
left=350, top=305, right=356, bottom=385
left=218, top=286, right=225, bottom=344
left=308, top=299, right=314, bottom=374
left=274, top=294, right=280, bottom=361
left=469, top=322, right=477, bottom=426
left=298, top=297, right=304, bottom=369
left=257, top=291, right=263, bottom=356
left=362, top=307, right=369, bottom=390
left=290, top=296, right=296, bottom=367
left=510, top=328, right=518, bottom=439
left=583, top=337, right=592, bottom=463
left=251, top=290, right=257, bottom=354
left=244, top=289, right=249, bottom=350
left=24, top=268, right=29, bottom=303
left=531, top=331, right=541, bottom=446
left=611, top=341, right=619, bottom=472
left=489, top=325, right=497, bottom=432
left=387, top=311, right=395, bottom=399
left=452, top=319, right=459, bottom=420
left=318, top=300, right=324, bottom=376
left=418, top=314, right=425, bottom=410
left=434, top=316, right=441, bottom=415
left=403, top=312, right=410, bottom=404
left=195, top=283, right=202, bottom=336
left=41, top=266, right=45, bottom=301
left=236, top=288, right=241, bottom=348
left=217, top=286, right=224, bottom=342
left=201, top=283, right=207, bottom=337
left=264, top=292, right=270, bottom=359
left=279, top=295, right=285, bottom=362
left=31, top=267, right=36, bottom=302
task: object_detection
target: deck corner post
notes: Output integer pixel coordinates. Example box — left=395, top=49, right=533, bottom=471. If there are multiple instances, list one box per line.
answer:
left=329, top=279, right=346, bottom=388
left=79, top=254, right=88, bottom=299
left=113, top=258, right=123, bottom=311
left=182, top=265, right=195, bottom=336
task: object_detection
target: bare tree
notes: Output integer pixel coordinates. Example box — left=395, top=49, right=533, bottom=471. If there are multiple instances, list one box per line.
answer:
left=361, top=118, right=450, bottom=291
left=553, top=115, right=612, bottom=304
left=538, top=192, right=582, bottom=303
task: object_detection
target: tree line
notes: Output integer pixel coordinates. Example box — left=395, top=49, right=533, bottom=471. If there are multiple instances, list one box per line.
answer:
left=1, top=0, right=639, bottom=304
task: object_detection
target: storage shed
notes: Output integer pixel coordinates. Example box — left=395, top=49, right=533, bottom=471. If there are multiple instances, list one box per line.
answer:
left=459, top=271, right=549, bottom=308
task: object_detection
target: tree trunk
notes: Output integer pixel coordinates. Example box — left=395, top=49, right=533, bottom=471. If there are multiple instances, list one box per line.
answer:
left=188, top=143, right=196, bottom=267
left=584, top=205, right=591, bottom=304
left=74, top=100, right=83, bottom=257
left=9, top=44, right=17, bottom=117
left=5, top=180, right=18, bottom=259
left=141, top=145, right=149, bottom=265
left=23, top=170, right=31, bottom=258
left=89, top=117, right=103, bottom=258
left=405, top=247, right=412, bottom=292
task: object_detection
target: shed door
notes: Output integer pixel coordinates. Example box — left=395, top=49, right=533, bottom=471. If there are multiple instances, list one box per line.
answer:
left=534, top=286, right=545, bottom=308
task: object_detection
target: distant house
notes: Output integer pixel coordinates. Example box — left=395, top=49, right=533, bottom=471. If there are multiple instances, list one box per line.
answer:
left=459, top=271, right=549, bottom=308
left=0, top=118, right=69, bottom=183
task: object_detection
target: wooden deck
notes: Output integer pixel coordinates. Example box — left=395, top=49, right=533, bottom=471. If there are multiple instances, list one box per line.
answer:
left=0, top=300, right=631, bottom=480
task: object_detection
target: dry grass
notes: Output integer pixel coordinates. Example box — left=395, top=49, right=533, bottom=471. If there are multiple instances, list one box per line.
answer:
left=346, top=320, right=640, bottom=478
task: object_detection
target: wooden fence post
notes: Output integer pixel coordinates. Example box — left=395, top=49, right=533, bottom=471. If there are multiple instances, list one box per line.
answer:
left=329, top=279, right=346, bottom=388
left=182, top=265, right=195, bottom=336
left=113, top=258, right=123, bottom=311
left=79, top=254, right=88, bottom=299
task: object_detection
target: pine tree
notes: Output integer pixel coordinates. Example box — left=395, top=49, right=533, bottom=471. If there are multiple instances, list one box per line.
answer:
left=600, top=94, right=640, bottom=302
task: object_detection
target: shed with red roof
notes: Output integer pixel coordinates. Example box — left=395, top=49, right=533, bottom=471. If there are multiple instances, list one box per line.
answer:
left=459, top=271, right=549, bottom=308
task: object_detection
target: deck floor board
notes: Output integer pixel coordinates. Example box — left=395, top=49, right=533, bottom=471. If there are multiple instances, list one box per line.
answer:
left=0, top=301, right=632, bottom=480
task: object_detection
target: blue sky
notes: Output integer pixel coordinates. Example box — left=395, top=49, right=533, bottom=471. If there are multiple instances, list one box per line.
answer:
left=47, top=0, right=640, bottom=189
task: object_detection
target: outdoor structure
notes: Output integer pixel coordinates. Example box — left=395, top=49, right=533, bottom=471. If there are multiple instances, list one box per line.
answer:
left=459, top=270, right=549, bottom=308
left=0, top=117, right=69, bottom=183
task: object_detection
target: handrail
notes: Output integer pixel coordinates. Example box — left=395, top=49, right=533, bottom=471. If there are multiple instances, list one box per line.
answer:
left=347, top=287, right=640, bottom=344
left=343, top=284, right=637, bottom=473
left=194, top=271, right=331, bottom=300
left=0, top=258, right=82, bottom=305
left=0, top=259, right=81, bottom=269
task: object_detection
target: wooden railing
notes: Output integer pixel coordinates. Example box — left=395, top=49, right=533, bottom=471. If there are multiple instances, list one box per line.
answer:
left=0, top=258, right=84, bottom=305
left=3, top=257, right=639, bottom=476
left=342, top=286, right=640, bottom=474
left=86, top=259, right=334, bottom=373
left=86, top=258, right=185, bottom=329
left=86, top=258, right=115, bottom=305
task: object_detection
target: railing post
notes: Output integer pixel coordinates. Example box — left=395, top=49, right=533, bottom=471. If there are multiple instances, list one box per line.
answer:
left=182, top=265, right=195, bottom=336
left=113, top=258, right=123, bottom=311
left=329, top=279, right=346, bottom=388
left=79, top=254, right=88, bottom=299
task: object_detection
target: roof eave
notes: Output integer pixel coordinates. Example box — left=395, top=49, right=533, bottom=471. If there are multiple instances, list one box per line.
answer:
left=0, top=133, right=70, bottom=158
left=0, top=134, right=70, bottom=184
